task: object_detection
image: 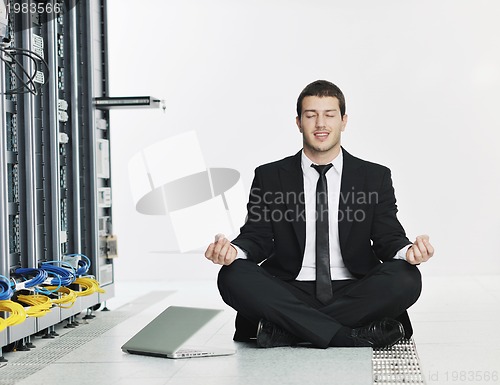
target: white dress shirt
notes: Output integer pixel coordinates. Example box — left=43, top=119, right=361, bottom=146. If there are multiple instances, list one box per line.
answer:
left=296, top=150, right=354, bottom=280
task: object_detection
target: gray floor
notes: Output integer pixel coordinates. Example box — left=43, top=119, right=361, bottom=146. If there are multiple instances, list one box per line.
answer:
left=1, top=275, right=499, bottom=385
left=409, top=275, right=500, bottom=384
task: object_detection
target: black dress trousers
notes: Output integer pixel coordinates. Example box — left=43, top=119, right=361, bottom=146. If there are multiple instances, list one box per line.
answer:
left=217, top=259, right=421, bottom=348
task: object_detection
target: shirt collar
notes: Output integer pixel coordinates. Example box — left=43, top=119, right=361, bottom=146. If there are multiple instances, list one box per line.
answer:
left=301, top=148, right=343, bottom=175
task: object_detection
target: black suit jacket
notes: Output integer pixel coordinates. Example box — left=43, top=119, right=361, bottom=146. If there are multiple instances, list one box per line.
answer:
left=232, top=148, right=412, bottom=280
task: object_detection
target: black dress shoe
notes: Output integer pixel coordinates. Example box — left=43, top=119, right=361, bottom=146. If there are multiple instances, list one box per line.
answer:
left=256, top=319, right=297, bottom=348
left=351, top=318, right=404, bottom=348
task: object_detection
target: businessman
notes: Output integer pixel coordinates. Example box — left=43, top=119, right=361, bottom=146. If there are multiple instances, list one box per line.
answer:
left=205, top=80, right=434, bottom=349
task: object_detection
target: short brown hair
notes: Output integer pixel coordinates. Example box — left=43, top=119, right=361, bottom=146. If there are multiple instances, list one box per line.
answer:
left=296, top=80, right=346, bottom=118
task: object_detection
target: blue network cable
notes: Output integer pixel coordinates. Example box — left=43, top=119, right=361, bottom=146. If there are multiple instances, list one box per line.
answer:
left=14, top=268, right=48, bottom=288
left=35, top=272, right=62, bottom=295
left=40, top=261, right=76, bottom=286
left=0, top=275, right=14, bottom=300
left=64, top=254, right=91, bottom=276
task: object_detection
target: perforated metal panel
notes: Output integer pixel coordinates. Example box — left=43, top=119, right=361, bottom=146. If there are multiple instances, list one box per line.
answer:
left=373, top=338, right=426, bottom=384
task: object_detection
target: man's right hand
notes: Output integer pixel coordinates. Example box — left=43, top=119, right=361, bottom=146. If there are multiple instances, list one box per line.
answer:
left=204, top=234, right=237, bottom=265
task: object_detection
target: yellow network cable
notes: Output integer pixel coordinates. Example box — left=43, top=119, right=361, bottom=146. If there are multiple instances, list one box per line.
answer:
left=45, top=286, right=77, bottom=308
left=74, top=277, right=105, bottom=297
left=0, top=300, right=27, bottom=327
left=17, top=294, right=52, bottom=317
left=0, top=316, right=6, bottom=332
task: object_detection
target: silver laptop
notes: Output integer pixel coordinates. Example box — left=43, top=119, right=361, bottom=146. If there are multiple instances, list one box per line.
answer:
left=121, top=305, right=236, bottom=359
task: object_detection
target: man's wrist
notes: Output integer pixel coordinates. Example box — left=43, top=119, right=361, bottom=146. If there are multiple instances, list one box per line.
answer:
left=395, top=244, right=412, bottom=261
left=231, top=244, right=248, bottom=260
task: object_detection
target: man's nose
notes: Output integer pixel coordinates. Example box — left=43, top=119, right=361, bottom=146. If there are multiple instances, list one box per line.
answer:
left=316, top=115, right=326, bottom=128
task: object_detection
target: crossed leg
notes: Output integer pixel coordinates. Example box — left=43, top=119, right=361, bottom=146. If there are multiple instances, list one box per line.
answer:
left=217, top=259, right=421, bottom=348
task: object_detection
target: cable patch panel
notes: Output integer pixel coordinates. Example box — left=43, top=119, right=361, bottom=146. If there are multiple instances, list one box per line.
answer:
left=7, top=69, right=17, bottom=92
left=8, top=214, right=21, bottom=255
left=57, top=33, right=64, bottom=57
left=60, top=165, right=67, bottom=188
left=61, top=198, right=68, bottom=232
left=6, top=113, right=18, bottom=152
left=60, top=140, right=67, bottom=157
left=58, top=67, right=64, bottom=90
left=7, top=163, right=19, bottom=203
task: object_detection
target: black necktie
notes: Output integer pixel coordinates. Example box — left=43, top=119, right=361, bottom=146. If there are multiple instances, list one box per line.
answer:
left=311, top=163, right=333, bottom=304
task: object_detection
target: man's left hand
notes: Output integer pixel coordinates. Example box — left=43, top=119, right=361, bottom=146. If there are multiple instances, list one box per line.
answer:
left=406, top=235, right=434, bottom=265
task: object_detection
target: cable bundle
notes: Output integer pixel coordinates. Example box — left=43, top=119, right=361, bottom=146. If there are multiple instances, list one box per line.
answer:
left=0, top=315, right=6, bottom=332
left=17, top=294, right=52, bottom=317
left=74, top=277, right=105, bottom=297
left=40, top=261, right=76, bottom=286
left=76, top=257, right=91, bottom=276
left=0, top=300, right=27, bottom=329
left=0, top=275, right=14, bottom=300
left=13, top=268, right=48, bottom=288
left=63, top=254, right=105, bottom=297
left=63, top=254, right=91, bottom=276
left=45, top=286, right=77, bottom=309
left=0, top=44, right=49, bottom=95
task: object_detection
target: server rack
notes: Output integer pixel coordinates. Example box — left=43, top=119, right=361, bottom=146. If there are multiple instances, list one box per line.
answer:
left=0, top=0, right=115, bottom=353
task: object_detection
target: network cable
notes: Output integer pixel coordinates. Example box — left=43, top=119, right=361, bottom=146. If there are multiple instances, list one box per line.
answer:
left=0, top=47, right=38, bottom=93
left=40, top=261, right=76, bottom=286
left=35, top=271, right=63, bottom=295
left=0, top=43, right=49, bottom=95
left=45, top=286, right=77, bottom=309
left=17, top=294, right=52, bottom=317
left=12, top=264, right=61, bottom=296
left=0, top=300, right=27, bottom=328
left=64, top=253, right=91, bottom=276
left=62, top=254, right=106, bottom=297
left=74, top=277, right=105, bottom=297
left=13, top=268, right=48, bottom=288
left=0, top=274, right=14, bottom=300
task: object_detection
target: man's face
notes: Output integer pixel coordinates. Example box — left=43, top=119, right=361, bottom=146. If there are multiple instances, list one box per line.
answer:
left=296, top=96, right=347, bottom=158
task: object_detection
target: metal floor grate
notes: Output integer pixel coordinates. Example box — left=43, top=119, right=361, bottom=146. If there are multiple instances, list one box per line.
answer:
left=373, top=338, right=426, bottom=384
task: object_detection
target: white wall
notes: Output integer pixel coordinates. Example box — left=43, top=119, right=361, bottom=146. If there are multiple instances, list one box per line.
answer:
left=106, top=0, right=500, bottom=281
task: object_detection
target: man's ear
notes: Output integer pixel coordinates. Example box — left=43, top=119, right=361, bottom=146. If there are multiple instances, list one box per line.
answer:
left=341, top=114, right=348, bottom=132
left=296, top=116, right=302, bottom=133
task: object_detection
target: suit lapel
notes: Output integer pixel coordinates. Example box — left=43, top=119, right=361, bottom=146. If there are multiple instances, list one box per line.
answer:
left=339, top=149, right=365, bottom=251
left=279, top=151, right=306, bottom=254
